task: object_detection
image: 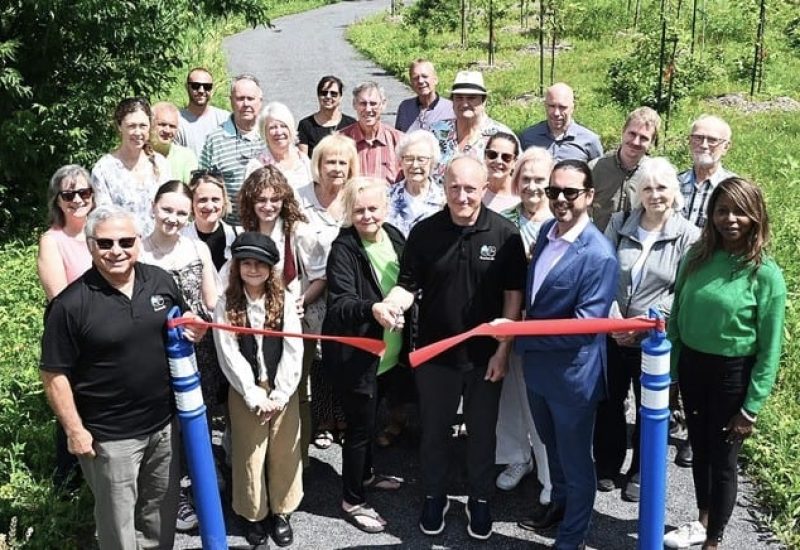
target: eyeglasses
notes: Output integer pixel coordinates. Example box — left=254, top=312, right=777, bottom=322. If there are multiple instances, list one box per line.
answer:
left=90, top=236, right=138, bottom=250
left=485, top=149, right=516, bottom=163
left=690, top=134, right=726, bottom=147
left=402, top=155, right=431, bottom=165
left=58, top=188, right=94, bottom=201
left=188, top=82, right=213, bottom=92
left=544, top=187, right=587, bottom=201
left=319, top=90, right=340, bottom=98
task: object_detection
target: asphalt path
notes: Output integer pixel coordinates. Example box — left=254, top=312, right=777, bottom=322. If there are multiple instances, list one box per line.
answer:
left=176, top=1, right=783, bottom=547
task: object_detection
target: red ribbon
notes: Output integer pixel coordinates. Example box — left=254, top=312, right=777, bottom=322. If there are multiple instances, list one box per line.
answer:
left=168, top=317, right=386, bottom=357
left=409, top=317, right=661, bottom=367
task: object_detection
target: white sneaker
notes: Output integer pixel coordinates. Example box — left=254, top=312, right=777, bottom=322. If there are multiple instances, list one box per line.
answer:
left=176, top=489, right=198, bottom=531
left=496, top=459, right=533, bottom=490
left=664, top=520, right=706, bottom=548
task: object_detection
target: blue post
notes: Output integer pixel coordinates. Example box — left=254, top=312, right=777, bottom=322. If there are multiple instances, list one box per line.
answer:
left=166, top=306, right=228, bottom=549
left=638, top=308, right=671, bottom=550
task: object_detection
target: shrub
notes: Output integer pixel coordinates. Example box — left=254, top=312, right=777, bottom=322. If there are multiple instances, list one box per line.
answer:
left=606, top=26, right=723, bottom=111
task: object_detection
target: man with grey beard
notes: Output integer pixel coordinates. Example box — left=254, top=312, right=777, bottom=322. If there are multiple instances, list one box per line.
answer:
left=678, top=115, right=736, bottom=229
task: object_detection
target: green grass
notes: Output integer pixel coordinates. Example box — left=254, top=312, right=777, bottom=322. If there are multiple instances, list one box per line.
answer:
left=349, top=1, right=800, bottom=546
left=0, top=0, right=336, bottom=545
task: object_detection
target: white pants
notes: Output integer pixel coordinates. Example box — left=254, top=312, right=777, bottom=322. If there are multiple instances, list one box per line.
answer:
left=495, top=353, right=551, bottom=503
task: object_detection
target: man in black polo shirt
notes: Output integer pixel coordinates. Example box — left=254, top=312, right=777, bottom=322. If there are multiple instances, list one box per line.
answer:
left=375, top=156, right=526, bottom=541
left=40, top=206, right=206, bottom=550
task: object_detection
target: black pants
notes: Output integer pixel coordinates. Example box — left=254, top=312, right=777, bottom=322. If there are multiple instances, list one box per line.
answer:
left=594, top=338, right=642, bottom=478
left=416, top=363, right=502, bottom=500
left=54, top=423, right=81, bottom=489
left=678, top=345, right=754, bottom=542
left=338, top=366, right=412, bottom=505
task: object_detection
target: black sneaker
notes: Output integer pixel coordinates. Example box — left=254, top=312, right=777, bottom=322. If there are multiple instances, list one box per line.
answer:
left=419, top=495, right=449, bottom=536
left=622, top=473, right=640, bottom=502
left=675, top=440, right=693, bottom=468
left=465, top=498, right=492, bottom=540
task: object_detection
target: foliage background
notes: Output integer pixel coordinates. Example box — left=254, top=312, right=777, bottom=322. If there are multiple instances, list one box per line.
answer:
left=348, top=0, right=800, bottom=545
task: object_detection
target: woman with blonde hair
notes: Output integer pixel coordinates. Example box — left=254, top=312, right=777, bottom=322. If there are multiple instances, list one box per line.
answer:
left=323, top=177, right=407, bottom=532
left=295, top=134, right=360, bottom=453
left=245, top=101, right=312, bottom=190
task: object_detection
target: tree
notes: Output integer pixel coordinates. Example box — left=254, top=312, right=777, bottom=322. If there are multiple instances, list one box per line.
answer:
left=0, top=0, right=267, bottom=238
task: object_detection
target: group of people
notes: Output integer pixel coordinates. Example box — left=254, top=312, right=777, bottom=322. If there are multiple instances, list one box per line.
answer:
left=37, top=59, right=785, bottom=550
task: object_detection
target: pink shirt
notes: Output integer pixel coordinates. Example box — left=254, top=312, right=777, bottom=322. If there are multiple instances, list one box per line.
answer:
left=340, top=122, right=404, bottom=186
left=45, top=228, right=92, bottom=283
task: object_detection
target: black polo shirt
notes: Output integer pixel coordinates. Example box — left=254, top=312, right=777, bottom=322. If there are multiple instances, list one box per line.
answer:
left=40, top=263, right=187, bottom=441
left=398, top=206, right=526, bottom=369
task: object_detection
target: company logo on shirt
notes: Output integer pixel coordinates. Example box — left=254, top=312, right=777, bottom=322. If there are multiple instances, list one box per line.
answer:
left=479, top=245, right=497, bottom=261
left=150, top=295, right=166, bottom=312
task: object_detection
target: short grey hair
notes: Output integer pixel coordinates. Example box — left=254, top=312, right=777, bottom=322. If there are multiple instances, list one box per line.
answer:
left=630, top=157, right=684, bottom=211
left=230, top=73, right=262, bottom=95
left=689, top=114, right=732, bottom=141
left=352, top=81, right=386, bottom=104
left=85, top=205, right=140, bottom=239
left=47, top=165, right=92, bottom=228
left=395, top=130, right=441, bottom=166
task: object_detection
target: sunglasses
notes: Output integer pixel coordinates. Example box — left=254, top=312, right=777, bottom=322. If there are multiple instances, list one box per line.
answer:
left=90, top=237, right=138, bottom=250
left=319, top=90, right=340, bottom=98
left=188, top=82, right=213, bottom=92
left=191, top=168, right=224, bottom=181
left=485, top=149, right=516, bottom=163
left=544, top=187, right=588, bottom=201
left=58, top=188, right=94, bottom=201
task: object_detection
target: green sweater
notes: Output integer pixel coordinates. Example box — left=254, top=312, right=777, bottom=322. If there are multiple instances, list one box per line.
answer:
left=667, top=250, right=786, bottom=414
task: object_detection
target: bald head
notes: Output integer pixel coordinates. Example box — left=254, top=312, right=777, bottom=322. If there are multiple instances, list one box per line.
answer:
left=545, top=83, right=575, bottom=135
left=150, top=101, right=180, bottom=150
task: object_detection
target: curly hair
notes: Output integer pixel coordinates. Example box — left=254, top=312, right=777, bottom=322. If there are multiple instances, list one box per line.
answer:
left=225, top=258, right=285, bottom=331
left=685, top=176, right=769, bottom=276
left=238, top=165, right=308, bottom=235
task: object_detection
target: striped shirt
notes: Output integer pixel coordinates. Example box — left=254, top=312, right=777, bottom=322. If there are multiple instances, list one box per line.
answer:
left=199, top=116, right=266, bottom=223
left=678, top=165, right=736, bottom=229
left=340, top=122, right=404, bottom=186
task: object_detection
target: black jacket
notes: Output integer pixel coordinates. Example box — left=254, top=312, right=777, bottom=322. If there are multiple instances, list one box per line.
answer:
left=322, top=223, right=408, bottom=395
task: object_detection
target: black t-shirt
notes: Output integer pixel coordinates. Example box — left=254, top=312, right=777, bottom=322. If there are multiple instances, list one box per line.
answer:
left=196, top=223, right=227, bottom=271
left=297, top=113, right=357, bottom=157
left=40, top=264, right=188, bottom=441
left=398, top=206, right=527, bottom=369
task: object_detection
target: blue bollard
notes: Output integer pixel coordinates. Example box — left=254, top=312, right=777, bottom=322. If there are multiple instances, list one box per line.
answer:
left=166, top=306, right=228, bottom=549
left=638, top=308, right=672, bottom=550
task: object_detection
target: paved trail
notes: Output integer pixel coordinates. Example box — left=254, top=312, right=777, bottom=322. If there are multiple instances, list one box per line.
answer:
left=176, top=2, right=782, bottom=547
left=224, top=0, right=411, bottom=123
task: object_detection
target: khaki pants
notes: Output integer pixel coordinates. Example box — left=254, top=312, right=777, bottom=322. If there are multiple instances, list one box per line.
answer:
left=229, top=384, right=303, bottom=521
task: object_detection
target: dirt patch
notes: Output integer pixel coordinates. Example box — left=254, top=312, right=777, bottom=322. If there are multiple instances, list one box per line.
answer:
left=468, top=60, right=514, bottom=71
left=519, top=41, right=573, bottom=55
left=712, top=92, right=800, bottom=114
left=511, top=91, right=544, bottom=108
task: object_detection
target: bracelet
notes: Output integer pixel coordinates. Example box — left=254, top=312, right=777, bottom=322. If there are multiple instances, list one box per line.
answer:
left=739, top=407, right=757, bottom=423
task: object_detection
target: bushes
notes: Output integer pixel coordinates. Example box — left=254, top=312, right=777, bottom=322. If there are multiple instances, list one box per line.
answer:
left=0, top=0, right=269, bottom=241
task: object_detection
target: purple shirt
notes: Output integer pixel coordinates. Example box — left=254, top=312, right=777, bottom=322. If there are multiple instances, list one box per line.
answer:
left=395, top=94, right=455, bottom=132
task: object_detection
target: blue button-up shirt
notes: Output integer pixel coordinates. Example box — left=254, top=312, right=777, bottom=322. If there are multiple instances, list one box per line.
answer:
left=519, top=120, right=603, bottom=163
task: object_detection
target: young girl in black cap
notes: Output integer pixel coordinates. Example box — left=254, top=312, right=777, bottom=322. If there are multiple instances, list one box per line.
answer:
left=213, top=232, right=303, bottom=549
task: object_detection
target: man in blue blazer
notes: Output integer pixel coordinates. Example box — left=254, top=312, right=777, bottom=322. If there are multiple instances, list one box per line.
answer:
left=516, top=159, right=618, bottom=550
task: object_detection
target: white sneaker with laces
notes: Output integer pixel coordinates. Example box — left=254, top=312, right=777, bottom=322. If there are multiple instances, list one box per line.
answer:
left=663, top=520, right=706, bottom=548
left=496, top=458, right=533, bottom=490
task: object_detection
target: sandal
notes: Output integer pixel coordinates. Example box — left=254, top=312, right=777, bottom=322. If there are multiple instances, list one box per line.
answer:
left=363, top=473, right=404, bottom=491
left=342, top=503, right=386, bottom=533
left=313, top=430, right=334, bottom=450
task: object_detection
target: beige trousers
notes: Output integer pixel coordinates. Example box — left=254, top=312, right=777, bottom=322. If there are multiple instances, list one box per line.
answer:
left=228, top=383, right=303, bottom=521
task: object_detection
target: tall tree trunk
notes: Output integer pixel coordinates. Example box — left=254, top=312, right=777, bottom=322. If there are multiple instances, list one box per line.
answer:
left=539, top=0, right=545, bottom=95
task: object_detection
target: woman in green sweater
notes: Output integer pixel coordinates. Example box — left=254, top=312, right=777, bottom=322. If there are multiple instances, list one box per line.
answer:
left=664, top=177, right=786, bottom=550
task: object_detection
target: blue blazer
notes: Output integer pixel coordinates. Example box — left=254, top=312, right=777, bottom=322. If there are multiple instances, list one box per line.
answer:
left=516, top=218, right=619, bottom=405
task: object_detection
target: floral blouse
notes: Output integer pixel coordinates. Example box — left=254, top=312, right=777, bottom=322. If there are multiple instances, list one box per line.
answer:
left=430, top=116, right=515, bottom=183
left=385, top=179, right=445, bottom=237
